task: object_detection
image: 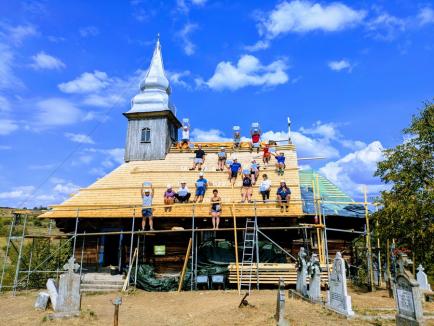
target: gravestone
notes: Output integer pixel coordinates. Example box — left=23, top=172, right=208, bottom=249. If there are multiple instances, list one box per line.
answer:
left=56, top=256, right=81, bottom=314
left=34, top=292, right=50, bottom=310
left=326, top=252, right=354, bottom=316
left=308, top=253, right=321, bottom=302
left=296, top=247, right=308, bottom=297
left=46, top=278, right=58, bottom=311
left=394, top=254, right=424, bottom=325
left=416, top=264, right=432, bottom=292
left=275, top=278, right=288, bottom=326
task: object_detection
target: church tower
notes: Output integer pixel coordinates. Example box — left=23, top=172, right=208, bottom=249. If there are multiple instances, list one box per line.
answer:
left=123, top=37, right=181, bottom=161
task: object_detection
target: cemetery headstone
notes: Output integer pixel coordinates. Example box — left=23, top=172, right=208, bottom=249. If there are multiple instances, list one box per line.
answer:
left=416, top=264, right=432, bottom=292
left=394, top=254, right=424, bottom=326
left=56, top=256, right=81, bottom=314
left=296, top=247, right=308, bottom=297
left=46, top=278, right=58, bottom=311
left=308, top=253, right=321, bottom=302
left=275, top=278, right=288, bottom=326
left=326, top=252, right=354, bottom=316
left=34, top=292, right=50, bottom=310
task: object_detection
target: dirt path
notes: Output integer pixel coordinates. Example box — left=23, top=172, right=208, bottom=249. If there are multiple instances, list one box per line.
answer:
left=0, top=288, right=432, bottom=326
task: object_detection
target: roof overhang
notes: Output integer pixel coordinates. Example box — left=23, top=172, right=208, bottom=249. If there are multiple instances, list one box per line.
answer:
left=123, top=110, right=182, bottom=129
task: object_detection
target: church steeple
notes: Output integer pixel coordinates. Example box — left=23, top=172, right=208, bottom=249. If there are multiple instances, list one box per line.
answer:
left=127, top=35, right=174, bottom=114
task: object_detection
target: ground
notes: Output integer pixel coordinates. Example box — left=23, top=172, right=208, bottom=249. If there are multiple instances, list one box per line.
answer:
left=0, top=288, right=433, bottom=326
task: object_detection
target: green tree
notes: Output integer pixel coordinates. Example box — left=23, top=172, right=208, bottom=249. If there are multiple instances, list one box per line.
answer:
left=374, top=102, right=434, bottom=275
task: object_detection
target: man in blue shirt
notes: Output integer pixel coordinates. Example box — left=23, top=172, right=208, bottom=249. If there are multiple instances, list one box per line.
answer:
left=276, top=180, right=291, bottom=213
left=272, top=152, right=286, bottom=176
left=228, top=157, right=242, bottom=186
left=193, top=172, right=208, bottom=203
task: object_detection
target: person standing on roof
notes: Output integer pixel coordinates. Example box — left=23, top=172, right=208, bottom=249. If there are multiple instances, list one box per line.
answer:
left=276, top=180, right=291, bottom=213
left=175, top=181, right=191, bottom=203
left=180, top=124, right=190, bottom=150
left=217, top=146, right=227, bottom=171
left=241, top=170, right=253, bottom=203
left=194, top=172, right=208, bottom=203
left=228, top=157, right=242, bottom=186
left=141, top=185, right=154, bottom=231
left=250, top=127, right=262, bottom=153
left=163, top=184, right=176, bottom=212
left=272, top=152, right=286, bottom=176
left=233, top=127, right=241, bottom=150
left=189, top=144, right=206, bottom=171
left=210, top=189, right=222, bottom=229
left=262, top=143, right=271, bottom=167
left=250, top=159, right=260, bottom=185
left=259, top=174, right=271, bottom=203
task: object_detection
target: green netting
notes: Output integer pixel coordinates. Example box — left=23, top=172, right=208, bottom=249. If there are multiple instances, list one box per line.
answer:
left=133, top=264, right=178, bottom=292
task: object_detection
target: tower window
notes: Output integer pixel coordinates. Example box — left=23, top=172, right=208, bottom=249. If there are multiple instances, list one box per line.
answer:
left=141, top=128, right=151, bottom=143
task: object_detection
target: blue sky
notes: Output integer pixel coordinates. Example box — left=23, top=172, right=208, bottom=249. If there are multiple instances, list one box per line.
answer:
left=0, top=0, right=433, bottom=207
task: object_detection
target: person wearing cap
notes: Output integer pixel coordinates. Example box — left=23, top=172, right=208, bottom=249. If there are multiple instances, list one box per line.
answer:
left=217, top=147, right=227, bottom=171
left=259, top=174, right=271, bottom=202
left=193, top=172, right=208, bottom=203
left=276, top=180, right=291, bottom=212
left=163, top=184, right=176, bottom=212
left=141, top=185, right=155, bottom=231
left=175, top=181, right=191, bottom=203
left=272, top=152, right=286, bottom=176
left=180, top=124, right=190, bottom=150
left=241, top=170, right=253, bottom=203
left=210, top=189, right=222, bottom=229
left=228, top=157, right=242, bottom=186
left=250, top=127, right=262, bottom=153
left=250, top=159, right=260, bottom=185
left=189, top=144, right=206, bottom=171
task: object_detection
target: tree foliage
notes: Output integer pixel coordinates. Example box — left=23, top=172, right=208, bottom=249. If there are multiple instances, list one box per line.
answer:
left=374, top=102, right=434, bottom=273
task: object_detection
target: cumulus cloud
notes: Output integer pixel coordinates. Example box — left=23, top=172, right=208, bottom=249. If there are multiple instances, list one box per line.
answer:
left=328, top=59, right=353, bottom=72
left=0, top=119, right=18, bottom=135
left=30, top=51, right=66, bottom=70
left=64, top=132, right=95, bottom=144
left=190, top=128, right=232, bottom=142
left=207, top=54, right=289, bottom=91
left=258, top=1, right=365, bottom=38
left=35, top=98, right=83, bottom=127
left=365, top=13, right=406, bottom=41
left=58, top=70, right=111, bottom=93
left=418, top=7, right=434, bottom=25
left=167, top=70, right=191, bottom=88
left=319, top=141, right=385, bottom=197
left=177, top=23, right=198, bottom=56
left=0, top=24, right=38, bottom=45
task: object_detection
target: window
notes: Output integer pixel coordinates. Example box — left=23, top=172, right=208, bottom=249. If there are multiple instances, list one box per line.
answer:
left=141, top=128, right=151, bottom=143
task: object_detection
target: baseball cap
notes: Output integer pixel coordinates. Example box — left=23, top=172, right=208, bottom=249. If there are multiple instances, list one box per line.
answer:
left=167, top=184, right=172, bottom=189
left=199, top=172, right=204, bottom=176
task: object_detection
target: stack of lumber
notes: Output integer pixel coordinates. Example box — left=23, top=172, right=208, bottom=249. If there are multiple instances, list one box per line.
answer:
left=228, top=263, right=329, bottom=285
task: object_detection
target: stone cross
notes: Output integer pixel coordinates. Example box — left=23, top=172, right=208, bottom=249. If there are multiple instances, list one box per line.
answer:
left=308, top=254, right=321, bottom=302
left=416, top=264, right=432, bottom=292
left=63, top=256, right=80, bottom=274
left=326, top=252, right=354, bottom=316
left=296, top=247, right=308, bottom=297
left=56, top=256, right=81, bottom=314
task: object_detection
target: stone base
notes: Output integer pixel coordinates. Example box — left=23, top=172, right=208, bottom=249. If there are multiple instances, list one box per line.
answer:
left=47, top=311, right=80, bottom=320
left=325, top=304, right=355, bottom=317
left=396, top=314, right=424, bottom=326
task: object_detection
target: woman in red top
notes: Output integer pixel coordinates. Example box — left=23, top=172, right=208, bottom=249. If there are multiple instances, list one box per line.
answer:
left=263, top=143, right=271, bottom=167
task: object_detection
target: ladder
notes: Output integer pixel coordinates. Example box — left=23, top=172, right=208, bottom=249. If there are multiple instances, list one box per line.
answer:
left=239, top=213, right=260, bottom=295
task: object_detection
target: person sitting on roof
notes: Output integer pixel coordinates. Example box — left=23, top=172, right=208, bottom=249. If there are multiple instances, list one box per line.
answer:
left=210, top=189, right=222, bottom=229
left=164, top=184, right=176, bottom=212
left=250, top=128, right=261, bottom=153
left=228, top=157, right=242, bottom=186
left=217, top=147, right=227, bottom=171
left=276, top=180, right=291, bottom=213
left=241, top=169, right=253, bottom=203
left=259, top=174, right=271, bottom=203
left=262, top=143, right=271, bottom=167
left=250, top=159, right=260, bottom=185
left=180, top=125, right=190, bottom=150
left=141, top=185, right=154, bottom=231
left=189, top=144, right=206, bottom=171
left=272, top=152, right=286, bottom=176
left=194, top=172, right=208, bottom=203
left=175, top=181, right=191, bottom=203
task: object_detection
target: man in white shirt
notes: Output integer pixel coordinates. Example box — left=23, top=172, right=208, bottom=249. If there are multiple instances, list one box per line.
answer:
left=175, top=181, right=191, bottom=203
left=180, top=125, right=190, bottom=150
left=259, top=174, right=271, bottom=203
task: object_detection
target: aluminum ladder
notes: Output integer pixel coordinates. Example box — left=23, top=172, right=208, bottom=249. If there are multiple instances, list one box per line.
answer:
left=239, top=213, right=260, bottom=295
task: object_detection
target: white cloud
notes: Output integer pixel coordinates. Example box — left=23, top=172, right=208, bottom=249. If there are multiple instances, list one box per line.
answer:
left=319, top=141, right=385, bottom=196
left=82, top=94, right=124, bottom=108
left=79, top=26, right=99, bottom=37
left=191, top=0, right=206, bottom=5
left=53, top=182, right=80, bottom=195
left=418, top=7, right=434, bottom=25
left=258, top=0, right=366, bottom=38
left=244, top=40, right=271, bottom=52
left=328, top=59, right=353, bottom=72
left=178, top=23, right=198, bottom=56
left=190, top=128, right=232, bottom=142
left=366, top=13, right=406, bottom=41
left=0, top=96, right=11, bottom=112
left=167, top=70, right=191, bottom=88
left=0, top=43, right=23, bottom=90
left=1, top=24, right=38, bottom=45
left=0, top=119, right=18, bottom=135
left=299, top=121, right=339, bottom=139
left=65, top=132, right=95, bottom=144
left=30, top=51, right=66, bottom=70
left=35, top=98, right=83, bottom=127
left=206, top=54, right=289, bottom=91
left=0, top=186, right=35, bottom=199
left=58, top=70, right=111, bottom=93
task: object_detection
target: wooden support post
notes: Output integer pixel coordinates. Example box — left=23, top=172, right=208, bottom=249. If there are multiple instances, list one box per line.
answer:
left=178, top=238, right=192, bottom=292
left=112, top=296, right=122, bottom=326
left=364, top=186, right=375, bottom=291
left=231, top=204, right=240, bottom=294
